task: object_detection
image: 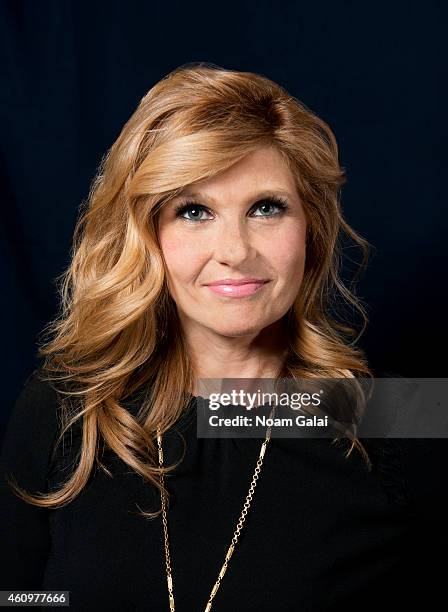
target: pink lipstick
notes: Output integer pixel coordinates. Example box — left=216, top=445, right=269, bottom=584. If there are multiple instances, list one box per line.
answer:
left=206, top=281, right=269, bottom=298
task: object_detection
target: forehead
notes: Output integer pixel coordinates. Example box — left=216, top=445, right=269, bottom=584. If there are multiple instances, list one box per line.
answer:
left=175, top=145, right=298, bottom=203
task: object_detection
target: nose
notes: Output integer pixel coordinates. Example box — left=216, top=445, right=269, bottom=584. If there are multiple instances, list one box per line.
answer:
left=211, top=219, right=256, bottom=266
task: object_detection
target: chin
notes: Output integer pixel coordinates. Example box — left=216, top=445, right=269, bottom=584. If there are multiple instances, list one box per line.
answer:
left=207, top=322, right=267, bottom=337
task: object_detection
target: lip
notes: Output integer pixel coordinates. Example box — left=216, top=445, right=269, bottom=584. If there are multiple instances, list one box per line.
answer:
left=205, top=280, right=269, bottom=298
left=204, top=278, right=269, bottom=286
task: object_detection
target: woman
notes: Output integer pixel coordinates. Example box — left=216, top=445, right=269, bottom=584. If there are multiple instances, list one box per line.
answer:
left=1, top=62, right=445, bottom=611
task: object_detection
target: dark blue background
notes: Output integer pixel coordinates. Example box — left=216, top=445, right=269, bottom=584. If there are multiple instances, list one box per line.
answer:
left=1, top=0, right=446, bottom=439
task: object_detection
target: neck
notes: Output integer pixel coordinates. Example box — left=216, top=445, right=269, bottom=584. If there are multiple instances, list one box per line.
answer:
left=183, top=318, right=289, bottom=395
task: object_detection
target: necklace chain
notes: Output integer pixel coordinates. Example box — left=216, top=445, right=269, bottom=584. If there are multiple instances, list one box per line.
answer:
left=156, top=404, right=276, bottom=611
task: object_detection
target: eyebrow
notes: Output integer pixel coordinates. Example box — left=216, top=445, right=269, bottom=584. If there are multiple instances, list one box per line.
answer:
left=172, top=188, right=295, bottom=205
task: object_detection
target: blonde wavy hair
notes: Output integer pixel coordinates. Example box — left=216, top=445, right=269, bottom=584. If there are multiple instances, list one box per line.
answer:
left=8, top=62, right=374, bottom=518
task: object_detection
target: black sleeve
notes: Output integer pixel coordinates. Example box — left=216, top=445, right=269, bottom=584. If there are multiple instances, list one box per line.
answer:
left=0, top=369, right=60, bottom=590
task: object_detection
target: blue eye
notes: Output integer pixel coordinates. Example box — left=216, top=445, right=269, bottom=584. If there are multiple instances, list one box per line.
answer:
left=175, top=203, right=211, bottom=222
left=174, top=196, right=288, bottom=223
left=252, top=198, right=288, bottom=218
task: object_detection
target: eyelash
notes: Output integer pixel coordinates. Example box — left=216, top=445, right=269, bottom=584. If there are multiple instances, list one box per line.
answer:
left=174, top=195, right=289, bottom=224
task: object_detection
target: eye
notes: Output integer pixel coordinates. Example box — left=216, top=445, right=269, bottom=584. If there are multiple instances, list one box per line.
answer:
left=174, top=196, right=289, bottom=224
left=174, top=201, right=212, bottom=223
left=251, top=197, right=288, bottom=218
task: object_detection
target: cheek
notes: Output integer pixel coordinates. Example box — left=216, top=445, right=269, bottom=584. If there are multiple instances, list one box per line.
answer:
left=270, top=228, right=306, bottom=278
left=160, top=235, right=202, bottom=282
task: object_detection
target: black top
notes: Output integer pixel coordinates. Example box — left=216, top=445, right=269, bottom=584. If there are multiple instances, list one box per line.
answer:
left=1, top=369, right=447, bottom=611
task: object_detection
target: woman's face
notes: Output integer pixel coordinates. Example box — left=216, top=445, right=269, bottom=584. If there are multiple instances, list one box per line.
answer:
left=157, top=144, right=307, bottom=339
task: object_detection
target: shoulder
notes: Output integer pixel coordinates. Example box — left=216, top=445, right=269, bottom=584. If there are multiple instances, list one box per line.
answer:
left=363, top=436, right=448, bottom=511
left=4, top=367, right=62, bottom=441
left=363, top=371, right=448, bottom=511
left=0, top=368, right=62, bottom=490
left=398, top=437, right=448, bottom=512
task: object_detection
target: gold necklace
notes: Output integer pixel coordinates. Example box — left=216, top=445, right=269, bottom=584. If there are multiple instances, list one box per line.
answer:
left=156, top=404, right=276, bottom=612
